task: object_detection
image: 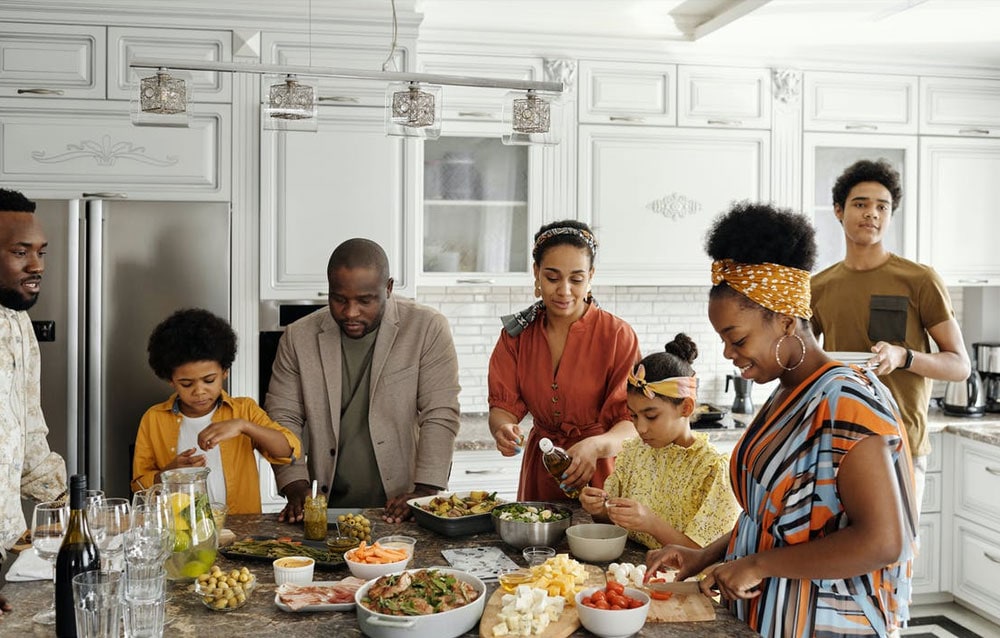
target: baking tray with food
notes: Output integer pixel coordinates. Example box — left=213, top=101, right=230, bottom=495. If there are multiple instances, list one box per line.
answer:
left=407, top=491, right=505, bottom=537
left=220, top=536, right=347, bottom=569
left=691, top=403, right=728, bottom=428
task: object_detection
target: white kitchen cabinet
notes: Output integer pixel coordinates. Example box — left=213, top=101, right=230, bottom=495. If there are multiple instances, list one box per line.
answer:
left=0, top=97, right=230, bottom=200
left=417, top=53, right=543, bottom=122
left=802, top=133, right=918, bottom=273
left=918, top=137, right=1000, bottom=285
left=579, top=61, right=676, bottom=126
left=0, top=22, right=105, bottom=99
left=677, top=65, right=771, bottom=129
left=913, top=512, right=942, bottom=595
left=803, top=71, right=918, bottom=134
left=953, top=517, right=1000, bottom=622
left=953, top=436, right=1000, bottom=527
left=420, top=119, right=542, bottom=285
left=578, top=125, right=769, bottom=285
left=448, top=450, right=520, bottom=503
left=107, top=26, right=231, bottom=103
left=262, top=31, right=409, bottom=108
left=921, top=76, right=1000, bottom=138
left=260, top=105, right=413, bottom=300
left=951, top=436, right=1000, bottom=620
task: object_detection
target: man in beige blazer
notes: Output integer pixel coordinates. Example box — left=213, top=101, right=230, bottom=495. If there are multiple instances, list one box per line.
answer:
left=267, top=239, right=460, bottom=523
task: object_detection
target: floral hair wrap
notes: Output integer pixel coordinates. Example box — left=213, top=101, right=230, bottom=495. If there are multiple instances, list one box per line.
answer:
left=627, top=364, right=698, bottom=401
left=711, top=258, right=813, bottom=320
left=534, top=227, right=597, bottom=254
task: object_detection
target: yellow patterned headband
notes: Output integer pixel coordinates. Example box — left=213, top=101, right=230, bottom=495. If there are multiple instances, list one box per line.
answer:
left=711, top=258, right=813, bottom=320
left=627, top=365, right=698, bottom=401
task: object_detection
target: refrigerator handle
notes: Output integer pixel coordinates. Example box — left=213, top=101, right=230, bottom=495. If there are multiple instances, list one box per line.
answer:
left=86, top=201, right=104, bottom=490
left=65, top=201, right=82, bottom=476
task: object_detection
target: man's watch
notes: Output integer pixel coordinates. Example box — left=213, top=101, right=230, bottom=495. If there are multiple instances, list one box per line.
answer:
left=900, top=348, right=914, bottom=370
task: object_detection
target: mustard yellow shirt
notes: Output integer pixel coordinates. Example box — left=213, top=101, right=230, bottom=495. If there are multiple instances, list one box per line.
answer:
left=132, top=391, right=301, bottom=514
left=603, top=434, right=739, bottom=548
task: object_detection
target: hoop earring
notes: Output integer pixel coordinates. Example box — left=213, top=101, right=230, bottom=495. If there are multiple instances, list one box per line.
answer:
left=534, top=281, right=542, bottom=298
left=775, top=333, right=806, bottom=371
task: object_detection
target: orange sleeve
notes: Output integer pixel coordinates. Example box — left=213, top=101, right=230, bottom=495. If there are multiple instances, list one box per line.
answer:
left=598, top=322, right=641, bottom=427
left=488, top=329, right=528, bottom=421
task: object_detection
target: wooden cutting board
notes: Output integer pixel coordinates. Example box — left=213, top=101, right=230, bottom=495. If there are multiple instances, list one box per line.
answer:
left=644, top=581, right=716, bottom=623
left=478, top=564, right=604, bottom=638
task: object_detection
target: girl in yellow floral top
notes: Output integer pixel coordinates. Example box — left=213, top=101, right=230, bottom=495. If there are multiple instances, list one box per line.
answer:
left=580, top=334, right=740, bottom=549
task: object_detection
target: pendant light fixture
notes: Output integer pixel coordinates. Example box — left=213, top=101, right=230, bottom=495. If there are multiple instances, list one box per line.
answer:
left=501, top=89, right=563, bottom=146
left=131, top=67, right=190, bottom=127
left=264, top=74, right=318, bottom=131
left=385, top=81, right=442, bottom=139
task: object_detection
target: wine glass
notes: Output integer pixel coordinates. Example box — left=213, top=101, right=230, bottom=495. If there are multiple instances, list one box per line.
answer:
left=31, top=500, right=68, bottom=625
left=125, top=503, right=175, bottom=568
left=89, top=498, right=131, bottom=572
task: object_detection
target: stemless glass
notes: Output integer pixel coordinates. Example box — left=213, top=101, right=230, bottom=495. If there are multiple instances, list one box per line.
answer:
left=31, top=500, right=69, bottom=625
left=89, top=498, right=131, bottom=572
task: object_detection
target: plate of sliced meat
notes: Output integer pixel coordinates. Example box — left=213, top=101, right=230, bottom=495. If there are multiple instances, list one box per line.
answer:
left=274, top=577, right=367, bottom=612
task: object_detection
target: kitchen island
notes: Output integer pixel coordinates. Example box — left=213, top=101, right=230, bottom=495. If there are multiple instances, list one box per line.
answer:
left=0, top=509, right=757, bottom=637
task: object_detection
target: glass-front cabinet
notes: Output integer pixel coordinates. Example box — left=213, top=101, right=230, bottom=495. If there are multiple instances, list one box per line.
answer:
left=802, top=132, right=918, bottom=274
left=419, top=120, right=542, bottom=284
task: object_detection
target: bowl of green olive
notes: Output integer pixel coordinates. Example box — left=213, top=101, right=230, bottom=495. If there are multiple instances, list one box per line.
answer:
left=194, top=564, right=256, bottom=611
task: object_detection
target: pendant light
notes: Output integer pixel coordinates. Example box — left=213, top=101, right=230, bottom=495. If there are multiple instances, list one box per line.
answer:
left=131, top=67, right=191, bottom=127
left=501, top=89, right=563, bottom=146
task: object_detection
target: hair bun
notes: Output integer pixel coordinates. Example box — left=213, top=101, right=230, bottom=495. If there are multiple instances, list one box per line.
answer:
left=663, top=333, right=698, bottom=364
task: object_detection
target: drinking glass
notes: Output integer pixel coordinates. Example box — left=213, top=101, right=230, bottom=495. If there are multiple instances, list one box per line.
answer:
left=125, top=504, right=174, bottom=567
left=72, top=570, right=122, bottom=638
left=31, top=500, right=69, bottom=624
left=123, top=566, right=166, bottom=638
left=89, top=498, right=131, bottom=572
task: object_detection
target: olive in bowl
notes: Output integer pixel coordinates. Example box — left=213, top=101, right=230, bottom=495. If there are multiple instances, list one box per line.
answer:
left=194, top=565, right=256, bottom=611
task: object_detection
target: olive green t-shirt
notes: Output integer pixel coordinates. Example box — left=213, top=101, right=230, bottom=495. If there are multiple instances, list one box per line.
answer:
left=329, top=329, right=387, bottom=507
left=811, top=254, right=955, bottom=457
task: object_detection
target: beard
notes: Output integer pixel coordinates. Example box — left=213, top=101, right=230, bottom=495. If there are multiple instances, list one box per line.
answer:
left=0, top=284, right=39, bottom=311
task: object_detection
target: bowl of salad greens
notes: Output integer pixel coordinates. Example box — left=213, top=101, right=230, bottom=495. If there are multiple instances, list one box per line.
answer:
left=491, top=501, right=573, bottom=550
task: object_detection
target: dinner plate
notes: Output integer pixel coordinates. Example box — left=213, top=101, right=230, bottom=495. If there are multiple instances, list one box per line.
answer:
left=828, top=351, right=876, bottom=367
left=220, top=535, right=346, bottom=569
left=274, top=581, right=356, bottom=612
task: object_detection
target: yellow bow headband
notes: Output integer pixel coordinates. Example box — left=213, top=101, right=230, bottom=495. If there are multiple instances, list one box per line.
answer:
left=627, top=365, right=698, bottom=401
left=711, top=258, right=813, bottom=320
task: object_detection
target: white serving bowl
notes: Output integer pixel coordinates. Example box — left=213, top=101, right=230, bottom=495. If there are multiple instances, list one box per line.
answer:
left=272, top=556, right=315, bottom=585
left=344, top=546, right=411, bottom=580
left=575, top=586, right=651, bottom=638
left=566, top=523, right=628, bottom=562
left=355, top=568, right=486, bottom=638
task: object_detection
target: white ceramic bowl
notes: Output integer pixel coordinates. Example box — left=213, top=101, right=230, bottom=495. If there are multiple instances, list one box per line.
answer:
left=355, top=568, right=486, bottom=638
left=272, top=556, right=315, bottom=585
left=575, top=586, right=651, bottom=638
left=373, top=535, right=417, bottom=559
left=344, top=546, right=411, bottom=580
left=566, top=523, right=628, bottom=563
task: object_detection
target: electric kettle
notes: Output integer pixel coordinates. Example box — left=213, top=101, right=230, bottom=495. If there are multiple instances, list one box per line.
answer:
left=942, top=369, right=986, bottom=417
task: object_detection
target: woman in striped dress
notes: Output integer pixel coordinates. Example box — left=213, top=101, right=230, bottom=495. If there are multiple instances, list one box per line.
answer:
left=647, top=202, right=917, bottom=637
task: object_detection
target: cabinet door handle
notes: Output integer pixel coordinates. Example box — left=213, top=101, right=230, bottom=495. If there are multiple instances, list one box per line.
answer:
left=17, top=88, right=65, bottom=95
left=464, top=469, right=506, bottom=474
left=455, top=278, right=495, bottom=284
left=986, top=466, right=1000, bottom=476
left=316, top=291, right=328, bottom=297
left=457, top=111, right=494, bottom=118
left=985, top=551, right=1000, bottom=564
left=318, top=96, right=360, bottom=103
left=82, top=192, right=127, bottom=199
left=958, top=279, right=990, bottom=284
left=959, top=128, right=991, bottom=136
left=609, top=116, right=645, bottom=123
left=844, top=123, right=878, bottom=131
left=707, top=119, right=743, bottom=126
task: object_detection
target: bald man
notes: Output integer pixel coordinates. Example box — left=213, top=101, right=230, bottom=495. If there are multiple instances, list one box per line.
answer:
left=267, top=238, right=461, bottom=523
left=0, top=188, right=67, bottom=615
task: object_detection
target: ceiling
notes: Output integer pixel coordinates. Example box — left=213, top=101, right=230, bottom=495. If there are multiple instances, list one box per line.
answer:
left=416, top=0, right=1000, bottom=70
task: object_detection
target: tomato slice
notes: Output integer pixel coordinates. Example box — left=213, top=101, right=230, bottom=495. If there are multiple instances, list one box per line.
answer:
left=650, top=589, right=674, bottom=601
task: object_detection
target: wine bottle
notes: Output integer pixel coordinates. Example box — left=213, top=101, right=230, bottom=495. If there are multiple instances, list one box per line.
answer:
left=55, top=474, right=101, bottom=638
left=538, top=437, right=581, bottom=499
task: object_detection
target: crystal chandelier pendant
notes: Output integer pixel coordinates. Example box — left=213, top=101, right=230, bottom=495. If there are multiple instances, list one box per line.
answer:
left=264, top=74, right=318, bottom=132
left=385, top=82, right=442, bottom=139
left=502, top=90, right=563, bottom=146
left=131, top=68, right=191, bottom=127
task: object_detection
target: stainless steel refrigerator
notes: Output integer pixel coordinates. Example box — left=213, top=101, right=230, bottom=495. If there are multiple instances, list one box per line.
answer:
left=29, top=198, right=230, bottom=499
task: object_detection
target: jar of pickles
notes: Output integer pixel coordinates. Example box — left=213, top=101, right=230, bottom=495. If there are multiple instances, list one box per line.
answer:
left=303, top=493, right=328, bottom=540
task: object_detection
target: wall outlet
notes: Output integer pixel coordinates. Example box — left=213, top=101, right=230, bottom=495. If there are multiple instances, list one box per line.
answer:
left=31, top=320, right=55, bottom=342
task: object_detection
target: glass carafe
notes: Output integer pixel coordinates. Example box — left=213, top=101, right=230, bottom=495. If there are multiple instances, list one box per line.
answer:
left=157, top=467, right=218, bottom=581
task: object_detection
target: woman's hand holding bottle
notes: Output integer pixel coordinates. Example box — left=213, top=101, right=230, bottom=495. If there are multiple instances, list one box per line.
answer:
left=563, top=438, right=602, bottom=489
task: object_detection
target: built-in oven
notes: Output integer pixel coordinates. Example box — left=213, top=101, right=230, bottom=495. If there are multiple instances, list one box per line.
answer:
left=258, top=300, right=326, bottom=405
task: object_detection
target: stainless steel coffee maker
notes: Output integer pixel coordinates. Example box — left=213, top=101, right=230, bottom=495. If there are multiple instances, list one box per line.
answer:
left=725, top=371, right=754, bottom=414
left=973, top=342, right=1000, bottom=412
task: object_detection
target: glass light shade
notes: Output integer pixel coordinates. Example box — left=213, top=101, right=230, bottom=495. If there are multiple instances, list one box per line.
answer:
left=385, top=82, right=442, bottom=139
left=264, top=75, right=318, bottom=132
left=130, top=68, right=191, bottom=127
left=501, top=90, right=563, bottom=146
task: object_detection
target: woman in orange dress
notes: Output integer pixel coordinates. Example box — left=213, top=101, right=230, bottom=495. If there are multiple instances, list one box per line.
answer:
left=488, top=220, right=641, bottom=502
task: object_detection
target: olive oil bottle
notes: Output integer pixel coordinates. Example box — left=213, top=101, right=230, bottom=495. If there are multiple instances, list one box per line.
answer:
left=55, top=474, right=101, bottom=638
left=538, top=437, right=581, bottom=499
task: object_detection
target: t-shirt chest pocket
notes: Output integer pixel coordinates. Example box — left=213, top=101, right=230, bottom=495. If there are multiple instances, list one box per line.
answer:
left=868, top=295, right=909, bottom=342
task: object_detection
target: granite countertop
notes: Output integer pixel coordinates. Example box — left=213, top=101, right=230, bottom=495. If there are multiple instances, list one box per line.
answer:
left=0, top=510, right=757, bottom=637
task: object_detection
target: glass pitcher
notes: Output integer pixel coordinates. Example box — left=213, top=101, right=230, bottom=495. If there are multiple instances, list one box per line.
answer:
left=154, top=467, right=218, bottom=581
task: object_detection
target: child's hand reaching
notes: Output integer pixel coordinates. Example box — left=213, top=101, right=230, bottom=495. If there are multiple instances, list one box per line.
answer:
left=167, top=447, right=206, bottom=470
left=605, top=497, right=653, bottom=534
left=580, top=486, right=608, bottom=516
left=197, top=419, right=246, bottom=450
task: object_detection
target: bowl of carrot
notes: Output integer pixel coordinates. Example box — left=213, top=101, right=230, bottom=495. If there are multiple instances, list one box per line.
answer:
left=344, top=540, right=412, bottom=580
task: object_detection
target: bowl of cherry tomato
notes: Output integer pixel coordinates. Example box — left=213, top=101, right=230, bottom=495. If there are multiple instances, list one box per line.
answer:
left=575, top=581, right=650, bottom=638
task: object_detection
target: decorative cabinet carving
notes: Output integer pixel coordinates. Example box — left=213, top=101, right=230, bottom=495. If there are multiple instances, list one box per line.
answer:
left=0, top=22, right=105, bottom=99
left=921, top=76, right=1000, bottom=138
left=677, top=65, right=771, bottom=129
left=804, top=71, right=918, bottom=134
left=578, top=125, right=769, bottom=285
left=579, top=61, right=676, bottom=126
left=0, top=98, right=230, bottom=200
